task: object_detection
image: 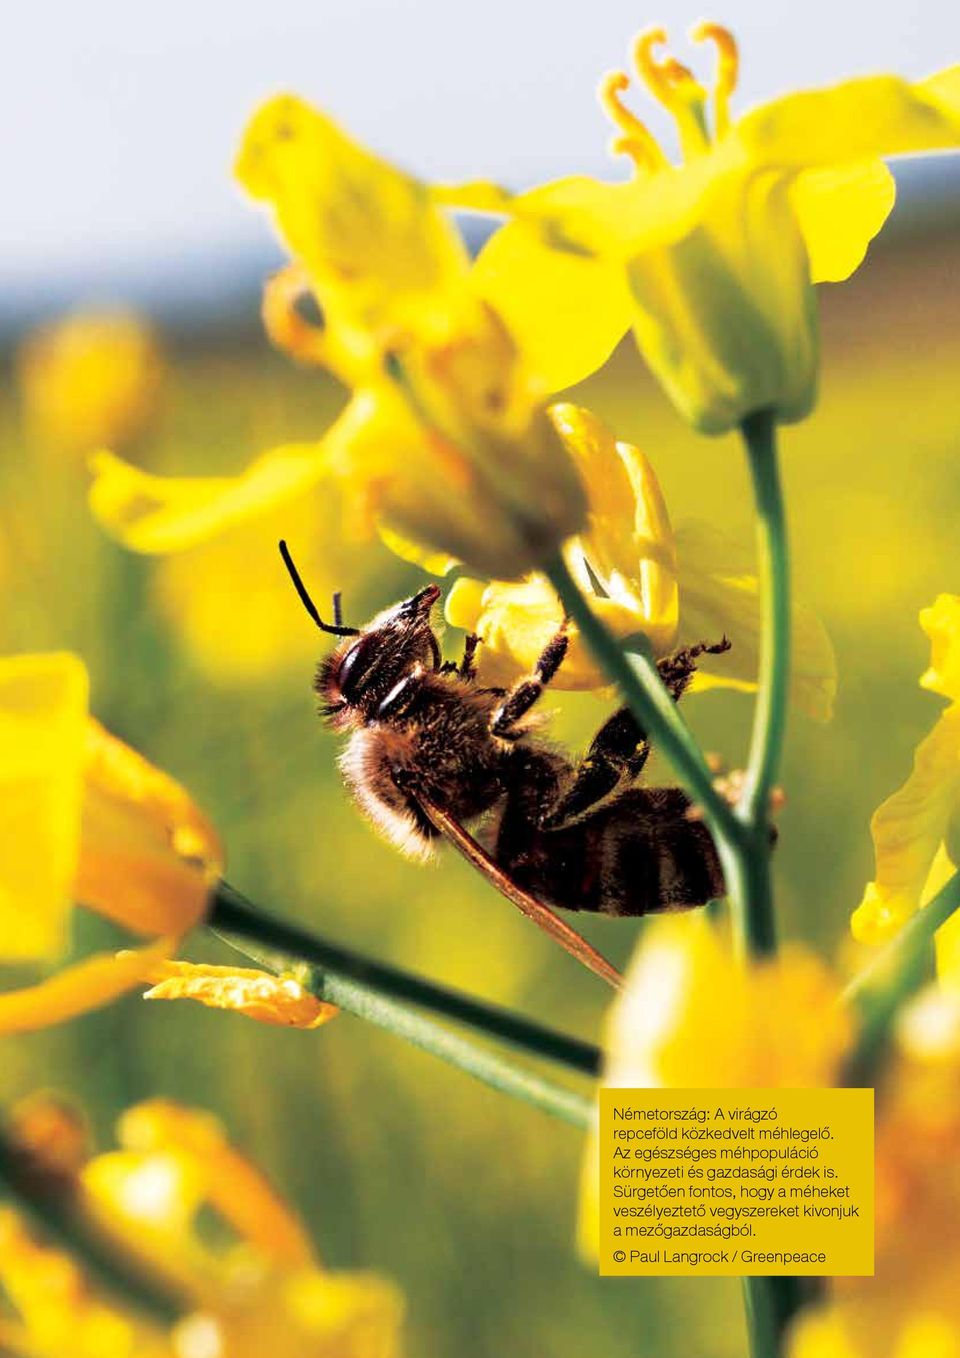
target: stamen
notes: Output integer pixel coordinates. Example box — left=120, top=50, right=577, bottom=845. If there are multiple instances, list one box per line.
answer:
left=690, top=21, right=739, bottom=136
left=262, top=265, right=329, bottom=367
left=632, top=28, right=710, bottom=159
left=598, top=71, right=665, bottom=173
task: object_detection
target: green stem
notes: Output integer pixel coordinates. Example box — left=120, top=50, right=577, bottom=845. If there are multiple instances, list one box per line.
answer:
left=718, top=835, right=778, bottom=960
left=743, top=1277, right=821, bottom=1358
left=0, top=1133, right=188, bottom=1325
left=210, top=883, right=594, bottom=1128
left=734, top=412, right=791, bottom=1353
left=721, top=409, right=789, bottom=961
left=211, top=882, right=600, bottom=1076
left=544, top=555, right=740, bottom=850
left=843, top=871, right=960, bottom=1083
left=742, top=1277, right=778, bottom=1358
left=739, top=410, right=791, bottom=828
left=549, top=413, right=793, bottom=1357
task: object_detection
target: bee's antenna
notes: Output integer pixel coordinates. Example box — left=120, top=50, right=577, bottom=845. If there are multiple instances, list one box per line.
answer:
left=278, top=541, right=360, bottom=637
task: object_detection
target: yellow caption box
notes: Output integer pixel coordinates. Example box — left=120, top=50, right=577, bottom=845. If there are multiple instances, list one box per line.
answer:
left=599, top=1088, right=873, bottom=1277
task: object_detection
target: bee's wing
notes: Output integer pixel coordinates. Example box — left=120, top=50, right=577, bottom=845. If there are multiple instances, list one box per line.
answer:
left=415, top=791, right=623, bottom=992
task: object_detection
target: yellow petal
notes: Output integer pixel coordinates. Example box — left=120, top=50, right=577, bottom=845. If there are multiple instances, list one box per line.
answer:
left=510, top=171, right=711, bottom=257
left=792, top=159, right=897, bottom=284
left=444, top=576, right=487, bottom=633
left=919, top=594, right=960, bottom=701
left=0, top=653, right=88, bottom=961
left=429, top=179, right=516, bottom=215
left=472, top=219, right=633, bottom=392
left=853, top=596, right=960, bottom=945
left=735, top=69, right=960, bottom=169
left=77, top=721, right=221, bottom=938
left=605, top=916, right=849, bottom=1089
left=154, top=477, right=386, bottom=685
left=143, top=960, right=338, bottom=1030
left=88, top=440, right=329, bottom=554
left=0, top=937, right=175, bottom=1035
left=83, top=1148, right=206, bottom=1238
left=550, top=403, right=679, bottom=645
left=0, top=1209, right=154, bottom=1358
left=445, top=573, right=646, bottom=689
left=376, top=523, right=459, bottom=577
left=183, top=1269, right=405, bottom=1358
left=853, top=599, right=960, bottom=944
left=117, top=1101, right=315, bottom=1267
left=236, top=94, right=467, bottom=334
left=674, top=521, right=837, bottom=721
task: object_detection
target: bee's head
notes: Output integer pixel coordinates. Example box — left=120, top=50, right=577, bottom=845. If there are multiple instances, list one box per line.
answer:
left=279, top=542, right=441, bottom=729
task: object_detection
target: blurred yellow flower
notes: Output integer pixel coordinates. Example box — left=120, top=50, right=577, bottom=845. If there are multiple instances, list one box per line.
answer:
left=1, top=1096, right=404, bottom=1358
left=459, top=25, right=960, bottom=432
left=143, top=959, right=338, bottom=1029
left=788, top=986, right=960, bottom=1358
left=17, top=309, right=163, bottom=452
left=853, top=594, right=960, bottom=949
left=579, top=915, right=851, bottom=1256
left=90, top=97, right=587, bottom=584
left=0, top=652, right=221, bottom=1032
left=0, top=1208, right=170, bottom=1358
left=600, top=914, right=849, bottom=1088
left=446, top=403, right=836, bottom=719
left=90, top=1099, right=317, bottom=1267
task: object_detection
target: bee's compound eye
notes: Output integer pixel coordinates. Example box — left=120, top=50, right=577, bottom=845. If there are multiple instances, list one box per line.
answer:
left=336, top=635, right=375, bottom=701
left=337, top=643, right=361, bottom=692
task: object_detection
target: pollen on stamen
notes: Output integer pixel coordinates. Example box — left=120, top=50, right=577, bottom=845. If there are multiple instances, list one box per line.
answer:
left=597, top=71, right=665, bottom=173
left=690, top=21, right=739, bottom=135
left=631, top=28, right=710, bottom=158
left=633, top=29, right=703, bottom=105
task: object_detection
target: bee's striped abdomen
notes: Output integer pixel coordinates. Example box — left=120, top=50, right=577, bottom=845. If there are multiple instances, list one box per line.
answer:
left=494, top=781, right=725, bottom=918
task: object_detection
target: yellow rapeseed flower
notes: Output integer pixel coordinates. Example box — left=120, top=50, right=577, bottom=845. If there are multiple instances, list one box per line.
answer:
left=446, top=402, right=836, bottom=718
left=17, top=309, right=163, bottom=453
left=853, top=595, right=960, bottom=959
left=0, top=1096, right=404, bottom=1358
left=0, top=652, right=221, bottom=1032
left=456, top=25, right=960, bottom=432
left=90, top=97, right=586, bottom=583
left=579, top=915, right=851, bottom=1257
left=788, top=986, right=960, bottom=1358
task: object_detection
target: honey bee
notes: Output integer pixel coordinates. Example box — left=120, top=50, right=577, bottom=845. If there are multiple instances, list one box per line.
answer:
left=280, top=541, right=730, bottom=955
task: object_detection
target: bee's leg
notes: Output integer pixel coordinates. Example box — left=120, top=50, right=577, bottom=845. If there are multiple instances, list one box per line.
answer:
left=489, top=624, right=569, bottom=738
left=459, top=633, right=481, bottom=680
left=541, top=707, right=651, bottom=827
left=542, top=638, right=731, bottom=828
left=438, top=633, right=482, bottom=678
left=657, top=637, right=731, bottom=700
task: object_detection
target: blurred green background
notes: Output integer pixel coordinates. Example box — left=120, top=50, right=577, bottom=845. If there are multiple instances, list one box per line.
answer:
left=0, top=198, right=958, bottom=1358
